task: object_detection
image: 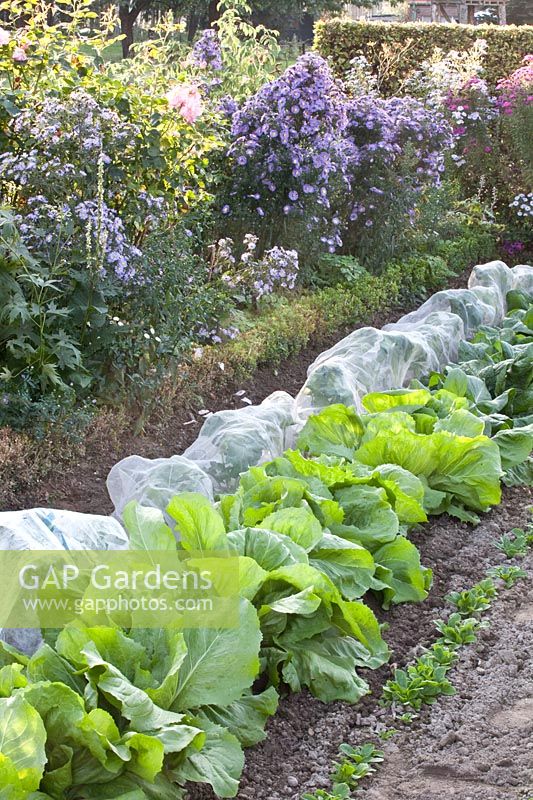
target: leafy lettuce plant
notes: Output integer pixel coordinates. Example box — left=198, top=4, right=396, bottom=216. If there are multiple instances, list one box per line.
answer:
left=296, top=399, right=505, bottom=523
left=160, top=493, right=389, bottom=705
left=487, top=564, right=528, bottom=588
left=0, top=607, right=269, bottom=799
left=495, top=528, right=531, bottom=557
left=434, top=612, right=488, bottom=647
left=446, top=578, right=497, bottom=616
left=0, top=499, right=277, bottom=799
left=222, top=452, right=432, bottom=611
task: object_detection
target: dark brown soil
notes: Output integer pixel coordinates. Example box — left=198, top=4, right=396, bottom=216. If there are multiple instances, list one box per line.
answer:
left=187, top=486, right=533, bottom=800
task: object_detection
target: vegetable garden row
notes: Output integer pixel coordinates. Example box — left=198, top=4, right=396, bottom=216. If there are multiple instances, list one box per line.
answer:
left=0, top=258, right=532, bottom=799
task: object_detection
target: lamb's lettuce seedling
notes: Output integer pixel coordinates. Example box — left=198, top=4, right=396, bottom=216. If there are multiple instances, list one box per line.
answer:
left=382, top=654, right=456, bottom=710
left=495, top=524, right=533, bottom=558
left=399, top=711, right=417, bottom=724
left=331, top=744, right=384, bottom=794
left=378, top=727, right=399, bottom=740
left=302, top=744, right=383, bottom=799
left=446, top=578, right=497, bottom=616
left=434, top=612, right=488, bottom=647
left=302, top=790, right=350, bottom=800
left=427, top=642, right=459, bottom=668
left=487, top=564, right=528, bottom=588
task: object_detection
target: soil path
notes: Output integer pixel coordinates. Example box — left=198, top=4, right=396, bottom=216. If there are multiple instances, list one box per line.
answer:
left=188, top=486, right=533, bottom=800
left=361, top=561, right=533, bottom=800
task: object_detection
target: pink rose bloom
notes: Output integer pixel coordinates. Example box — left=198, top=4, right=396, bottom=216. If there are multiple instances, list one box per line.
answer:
left=13, top=46, right=27, bottom=62
left=166, top=84, right=203, bottom=123
left=0, top=27, right=10, bottom=46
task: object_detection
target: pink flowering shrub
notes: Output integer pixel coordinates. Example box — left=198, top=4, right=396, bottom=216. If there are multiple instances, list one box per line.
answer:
left=440, top=58, right=532, bottom=239
left=497, top=55, right=533, bottom=114
left=497, top=55, right=533, bottom=215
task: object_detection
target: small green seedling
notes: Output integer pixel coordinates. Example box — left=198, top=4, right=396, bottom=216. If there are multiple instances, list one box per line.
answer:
left=302, top=790, right=349, bottom=800
left=338, top=743, right=383, bottom=766
left=331, top=744, right=383, bottom=794
left=302, top=744, right=383, bottom=799
left=382, top=654, right=455, bottom=710
left=434, top=612, right=488, bottom=648
left=487, top=564, right=528, bottom=588
left=495, top=528, right=531, bottom=558
left=399, top=711, right=417, bottom=724
left=378, top=727, right=398, bottom=741
left=427, top=642, right=459, bottom=668
left=446, top=578, right=497, bottom=616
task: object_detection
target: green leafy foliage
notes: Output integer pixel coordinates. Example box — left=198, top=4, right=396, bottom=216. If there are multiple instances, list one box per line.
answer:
left=0, top=694, right=47, bottom=796
left=303, top=791, right=349, bottom=800
left=0, top=613, right=271, bottom=798
left=330, top=743, right=384, bottom=794
left=434, top=612, right=488, bottom=647
left=446, top=578, right=497, bottom=616
left=495, top=523, right=533, bottom=558
left=487, top=564, right=528, bottom=588
left=302, top=743, right=384, bottom=799
left=297, top=396, right=504, bottom=521
left=427, top=643, right=458, bottom=669
left=0, top=284, right=530, bottom=798
left=382, top=655, right=456, bottom=710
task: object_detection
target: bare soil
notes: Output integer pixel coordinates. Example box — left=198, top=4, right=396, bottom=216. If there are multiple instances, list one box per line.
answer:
left=188, top=486, right=533, bottom=800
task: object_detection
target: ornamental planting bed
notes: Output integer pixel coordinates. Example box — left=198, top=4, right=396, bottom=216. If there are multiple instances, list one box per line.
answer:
left=0, top=260, right=532, bottom=799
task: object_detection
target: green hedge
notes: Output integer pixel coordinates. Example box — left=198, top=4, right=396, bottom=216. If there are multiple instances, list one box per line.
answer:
left=315, top=20, right=533, bottom=94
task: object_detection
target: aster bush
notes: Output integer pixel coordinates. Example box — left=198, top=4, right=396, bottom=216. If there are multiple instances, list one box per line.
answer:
left=220, top=51, right=454, bottom=274
left=340, top=94, right=452, bottom=266
left=191, top=28, right=224, bottom=71
left=222, top=53, right=348, bottom=267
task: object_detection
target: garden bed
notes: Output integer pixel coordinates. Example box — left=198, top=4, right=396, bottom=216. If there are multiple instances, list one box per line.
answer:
left=1, top=265, right=474, bottom=513
left=0, top=261, right=531, bottom=800
left=188, top=485, right=532, bottom=800
left=0, top=5, right=532, bottom=798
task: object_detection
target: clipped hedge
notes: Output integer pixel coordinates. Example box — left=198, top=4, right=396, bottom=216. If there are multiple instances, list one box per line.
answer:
left=315, top=20, right=533, bottom=94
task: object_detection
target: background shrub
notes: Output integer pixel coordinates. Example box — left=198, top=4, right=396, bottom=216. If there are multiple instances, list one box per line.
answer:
left=315, top=20, right=533, bottom=95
